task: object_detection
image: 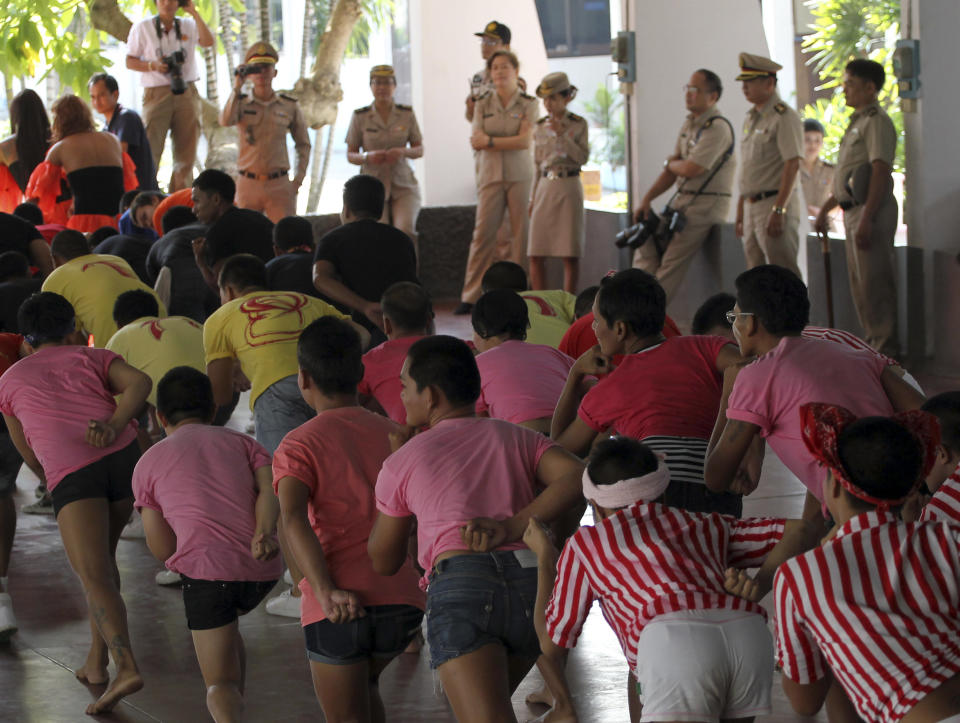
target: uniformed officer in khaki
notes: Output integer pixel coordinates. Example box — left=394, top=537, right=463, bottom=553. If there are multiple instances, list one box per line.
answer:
left=456, top=50, right=538, bottom=313
left=346, top=65, right=423, bottom=243
left=815, top=59, right=899, bottom=358
left=528, top=72, right=588, bottom=293
left=465, top=21, right=511, bottom=122
left=220, top=42, right=311, bottom=222
left=634, top=69, right=736, bottom=303
left=735, top=53, right=804, bottom=278
left=800, top=118, right=835, bottom=219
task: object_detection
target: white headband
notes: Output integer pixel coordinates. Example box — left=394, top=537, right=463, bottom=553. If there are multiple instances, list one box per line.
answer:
left=582, top=454, right=670, bottom=508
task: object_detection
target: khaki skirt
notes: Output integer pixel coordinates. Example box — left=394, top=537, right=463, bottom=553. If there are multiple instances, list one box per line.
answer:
left=528, top=175, right=584, bottom=258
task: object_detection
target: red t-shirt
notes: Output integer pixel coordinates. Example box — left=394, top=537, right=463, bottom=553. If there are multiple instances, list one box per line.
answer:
left=559, top=312, right=682, bottom=360
left=578, top=335, right=731, bottom=440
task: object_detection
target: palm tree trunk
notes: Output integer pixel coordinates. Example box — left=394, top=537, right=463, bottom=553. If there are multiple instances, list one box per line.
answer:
left=300, top=1, right=313, bottom=77
left=306, top=111, right=337, bottom=213
left=203, top=46, right=219, bottom=105
left=218, top=0, right=237, bottom=78
left=258, top=0, right=270, bottom=42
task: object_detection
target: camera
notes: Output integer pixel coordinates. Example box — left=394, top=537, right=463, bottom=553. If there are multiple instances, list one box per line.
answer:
left=161, top=50, right=187, bottom=95
left=614, top=207, right=687, bottom=256
left=236, top=63, right=270, bottom=79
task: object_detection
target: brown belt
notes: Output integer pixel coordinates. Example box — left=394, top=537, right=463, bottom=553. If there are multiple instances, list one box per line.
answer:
left=747, top=190, right=778, bottom=202
left=239, top=169, right=287, bottom=181
left=541, top=169, right=581, bottom=179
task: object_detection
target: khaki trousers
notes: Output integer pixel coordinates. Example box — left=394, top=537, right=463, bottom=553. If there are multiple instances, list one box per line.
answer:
left=842, top=200, right=900, bottom=358
left=461, top=179, right=532, bottom=304
left=236, top=175, right=297, bottom=223
left=380, top=184, right=422, bottom=249
left=143, top=82, right=201, bottom=192
left=633, top=194, right=730, bottom=303
left=741, top=193, right=802, bottom=277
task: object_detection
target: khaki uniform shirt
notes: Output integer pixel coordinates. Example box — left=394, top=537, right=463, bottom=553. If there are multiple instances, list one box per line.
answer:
left=472, top=89, right=538, bottom=185
left=801, top=158, right=835, bottom=210
left=220, top=90, right=311, bottom=182
left=345, top=103, right=422, bottom=198
left=739, top=92, right=803, bottom=196
left=674, top=105, right=736, bottom=196
left=533, top=112, right=589, bottom=173
left=833, top=101, right=896, bottom=203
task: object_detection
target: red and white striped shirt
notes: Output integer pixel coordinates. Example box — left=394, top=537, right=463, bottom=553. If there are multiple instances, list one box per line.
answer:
left=545, top=502, right=784, bottom=672
left=801, top=326, right=898, bottom=366
left=775, top=509, right=960, bottom=723
left=921, top=465, right=960, bottom=526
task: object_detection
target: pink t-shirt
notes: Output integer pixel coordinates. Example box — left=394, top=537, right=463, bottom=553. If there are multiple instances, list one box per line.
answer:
left=476, top=341, right=575, bottom=424
left=133, top=424, right=282, bottom=582
left=0, top=346, right=138, bottom=489
left=579, top=335, right=732, bottom=440
left=726, top=335, right=892, bottom=501
left=358, top=336, right=424, bottom=424
left=376, top=416, right=556, bottom=572
left=271, top=407, right=424, bottom=626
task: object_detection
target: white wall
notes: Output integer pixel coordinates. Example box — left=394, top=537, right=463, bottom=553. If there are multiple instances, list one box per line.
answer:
left=409, top=0, right=549, bottom=205
left=623, top=0, right=768, bottom=223
left=761, top=0, right=798, bottom=104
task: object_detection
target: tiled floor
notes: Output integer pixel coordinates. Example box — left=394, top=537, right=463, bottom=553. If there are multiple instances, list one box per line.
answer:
left=3, top=303, right=948, bottom=721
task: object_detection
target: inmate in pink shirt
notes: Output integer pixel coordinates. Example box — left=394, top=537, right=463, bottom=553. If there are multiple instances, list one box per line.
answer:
left=272, top=407, right=424, bottom=626
left=133, top=424, right=283, bottom=582
left=358, top=336, right=424, bottom=424
left=475, top=340, right=575, bottom=424
left=376, top=416, right=556, bottom=573
left=726, top=335, right=891, bottom=501
left=0, top=346, right=138, bottom=490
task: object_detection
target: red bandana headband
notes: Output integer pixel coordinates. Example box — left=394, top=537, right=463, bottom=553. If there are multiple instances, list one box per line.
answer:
left=800, top=403, right=940, bottom=511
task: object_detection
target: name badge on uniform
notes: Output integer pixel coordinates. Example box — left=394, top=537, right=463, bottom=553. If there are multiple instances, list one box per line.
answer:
left=366, top=128, right=380, bottom=133
left=393, top=125, right=406, bottom=134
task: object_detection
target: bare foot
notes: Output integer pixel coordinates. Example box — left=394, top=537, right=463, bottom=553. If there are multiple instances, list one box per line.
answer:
left=526, top=705, right=578, bottom=723
left=75, top=663, right=109, bottom=686
left=526, top=684, right=555, bottom=709
left=85, top=670, right=143, bottom=715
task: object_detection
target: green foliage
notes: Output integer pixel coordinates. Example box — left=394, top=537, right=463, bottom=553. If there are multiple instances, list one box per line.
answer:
left=582, top=84, right=625, bottom=170
left=800, top=0, right=904, bottom=171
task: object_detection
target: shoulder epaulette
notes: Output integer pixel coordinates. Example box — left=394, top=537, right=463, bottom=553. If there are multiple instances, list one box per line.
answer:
left=395, top=103, right=413, bottom=111
left=537, top=116, right=548, bottom=124
left=476, top=90, right=491, bottom=101
left=238, top=93, right=248, bottom=100
left=566, top=112, right=584, bottom=122
left=355, top=105, right=372, bottom=113
left=866, top=107, right=879, bottom=117
left=774, top=102, right=787, bottom=114
left=279, top=93, right=297, bottom=102
left=520, top=92, right=535, bottom=100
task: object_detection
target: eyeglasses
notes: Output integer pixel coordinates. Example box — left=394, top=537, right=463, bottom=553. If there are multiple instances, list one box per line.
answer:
left=725, top=310, right=755, bottom=324
left=481, top=38, right=501, bottom=47
left=683, top=85, right=705, bottom=94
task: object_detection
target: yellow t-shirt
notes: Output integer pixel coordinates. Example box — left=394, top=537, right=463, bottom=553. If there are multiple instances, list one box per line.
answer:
left=203, top=290, right=348, bottom=407
left=41, top=254, right=167, bottom=347
left=105, top=316, right=206, bottom=407
left=520, top=290, right=576, bottom=348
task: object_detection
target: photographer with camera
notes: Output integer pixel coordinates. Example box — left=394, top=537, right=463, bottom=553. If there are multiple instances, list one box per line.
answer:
left=125, top=0, right=213, bottom=192
left=220, top=42, right=311, bottom=223
left=630, top=69, right=735, bottom=303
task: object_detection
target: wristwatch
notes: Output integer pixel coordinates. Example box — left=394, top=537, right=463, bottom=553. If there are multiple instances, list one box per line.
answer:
left=487, top=136, right=495, bottom=149
left=663, top=158, right=670, bottom=169
left=772, top=205, right=786, bottom=215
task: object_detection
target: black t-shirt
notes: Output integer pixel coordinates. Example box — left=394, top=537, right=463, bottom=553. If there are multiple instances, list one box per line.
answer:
left=145, top=224, right=218, bottom=323
left=313, top=219, right=418, bottom=342
left=106, top=105, right=159, bottom=191
left=265, top=251, right=320, bottom=298
left=205, top=207, right=274, bottom=268
left=0, top=278, right=42, bottom=333
left=93, top=234, right=153, bottom=284
left=0, top=213, right=43, bottom=261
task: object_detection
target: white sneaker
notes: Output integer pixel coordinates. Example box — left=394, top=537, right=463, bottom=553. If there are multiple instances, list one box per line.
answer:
left=21, top=497, right=53, bottom=515
left=0, top=592, right=18, bottom=642
left=121, top=514, right=145, bottom=540
left=155, top=569, right=182, bottom=586
left=283, top=568, right=293, bottom=586
left=265, top=588, right=301, bottom=618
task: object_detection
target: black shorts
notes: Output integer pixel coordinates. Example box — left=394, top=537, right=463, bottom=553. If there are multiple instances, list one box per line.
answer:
left=181, top=576, right=278, bottom=631
left=50, top=441, right=141, bottom=516
left=303, top=605, right=424, bottom=665
left=0, top=432, right=23, bottom=497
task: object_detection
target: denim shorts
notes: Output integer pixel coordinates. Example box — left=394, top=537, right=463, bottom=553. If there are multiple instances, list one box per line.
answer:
left=252, top=374, right=316, bottom=453
left=426, top=550, right=540, bottom=669
left=181, top=576, right=278, bottom=630
left=303, top=604, right=424, bottom=666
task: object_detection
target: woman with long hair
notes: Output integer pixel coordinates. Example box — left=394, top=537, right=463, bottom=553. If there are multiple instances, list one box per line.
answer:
left=0, top=90, right=51, bottom=213
left=27, top=95, right=137, bottom=231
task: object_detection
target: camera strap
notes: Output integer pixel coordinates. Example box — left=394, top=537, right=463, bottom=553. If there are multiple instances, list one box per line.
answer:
left=674, top=115, right=735, bottom=212
left=153, top=16, right=184, bottom=56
